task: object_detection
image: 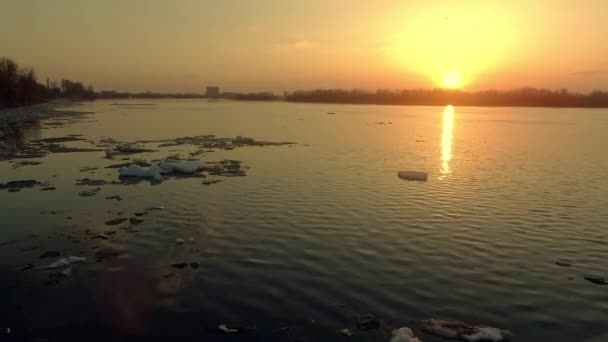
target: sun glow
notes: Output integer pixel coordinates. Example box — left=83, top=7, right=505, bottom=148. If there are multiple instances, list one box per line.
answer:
left=440, top=105, right=454, bottom=178
left=443, top=71, right=463, bottom=88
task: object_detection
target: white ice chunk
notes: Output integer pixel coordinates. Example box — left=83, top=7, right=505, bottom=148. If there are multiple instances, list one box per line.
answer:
left=119, top=164, right=162, bottom=180
left=462, top=327, right=507, bottom=342
left=42, top=256, right=87, bottom=269
left=390, top=327, right=421, bottom=342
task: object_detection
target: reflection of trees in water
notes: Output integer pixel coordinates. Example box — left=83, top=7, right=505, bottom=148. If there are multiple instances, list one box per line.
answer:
left=0, top=120, right=42, bottom=152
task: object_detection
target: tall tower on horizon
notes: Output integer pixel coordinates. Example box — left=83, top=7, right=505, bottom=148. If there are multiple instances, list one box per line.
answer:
left=206, top=86, right=220, bottom=98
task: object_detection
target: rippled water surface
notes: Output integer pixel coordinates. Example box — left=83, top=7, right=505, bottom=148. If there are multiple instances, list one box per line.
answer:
left=1, top=100, right=607, bottom=341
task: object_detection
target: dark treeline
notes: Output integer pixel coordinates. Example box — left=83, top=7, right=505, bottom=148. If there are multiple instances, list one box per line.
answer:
left=286, top=88, right=608, bottom=108
left=98, top=91, right=204, bottom=99
left=0, top=56, right=95, bottom=108
left=234, top=92, right=279, bottom=101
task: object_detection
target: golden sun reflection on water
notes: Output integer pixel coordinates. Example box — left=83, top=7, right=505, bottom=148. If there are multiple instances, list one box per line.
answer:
left=440, top=105, right=455, bottom=177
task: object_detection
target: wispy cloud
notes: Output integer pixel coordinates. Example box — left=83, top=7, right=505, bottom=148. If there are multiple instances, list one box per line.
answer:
left=289, top=40, right=315, bottom=50
left=572, top=69, right=607, bottom=76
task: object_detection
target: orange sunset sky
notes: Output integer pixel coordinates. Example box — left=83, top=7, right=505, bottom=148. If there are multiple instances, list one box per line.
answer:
left=1, top=0, right=607, bottom=93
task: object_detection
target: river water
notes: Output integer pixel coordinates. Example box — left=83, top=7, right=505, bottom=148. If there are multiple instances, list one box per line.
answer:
left=0, top=100, right=607, bottom=341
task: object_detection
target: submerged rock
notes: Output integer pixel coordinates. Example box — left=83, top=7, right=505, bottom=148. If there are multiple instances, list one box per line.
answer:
left=391, top=327, right=421, bottom=342
left=397, top=171, right=428, bottom=182
left=420, top=319, right=509, bottom=342
left=41, top=186, right=56, bottom=191
left=202, top=179, right=222, bottom=185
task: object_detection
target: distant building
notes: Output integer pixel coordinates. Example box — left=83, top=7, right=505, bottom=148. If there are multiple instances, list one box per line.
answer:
left=206, top=86, right=221, bottom=98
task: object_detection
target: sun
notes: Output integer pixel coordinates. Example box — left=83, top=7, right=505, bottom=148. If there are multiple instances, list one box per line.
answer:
left=442, top=70, right=463, bottom=89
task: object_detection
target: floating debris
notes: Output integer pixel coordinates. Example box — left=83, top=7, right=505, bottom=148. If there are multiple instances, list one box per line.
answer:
left=171, top=263, right=188, bottom=269
left=397, top=171, right=428, bottom=182
left=188, top=237, right=195, bottom=243
left=105, top=218, right=128, bottom=226
left=584, top=276, right=608, bottom=285
left=21, top=264, right=34, bottom=271
left=176, top=238, right=185, bottom=245
left=41, top=186, right=56, bottom=191
left=189, top=262, right=199, bottom=269
left=129, top=217, right=144, bottom=225
left=420, top=319, right=509, bottom=342
left=391, top=327, right=421, bottom=342
left=105, top=195, right=122, bottom=201
left=555, top=261, right=572, bottom=267
left=78, top=188, right=101, bottom=197
left=202, top=179, right=222, bottom=185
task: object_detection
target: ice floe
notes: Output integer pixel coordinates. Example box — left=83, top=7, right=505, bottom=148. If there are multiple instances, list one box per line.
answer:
left=391, top=327, right=421, bottom=342
left=41, top=256, right=86, bottom=269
